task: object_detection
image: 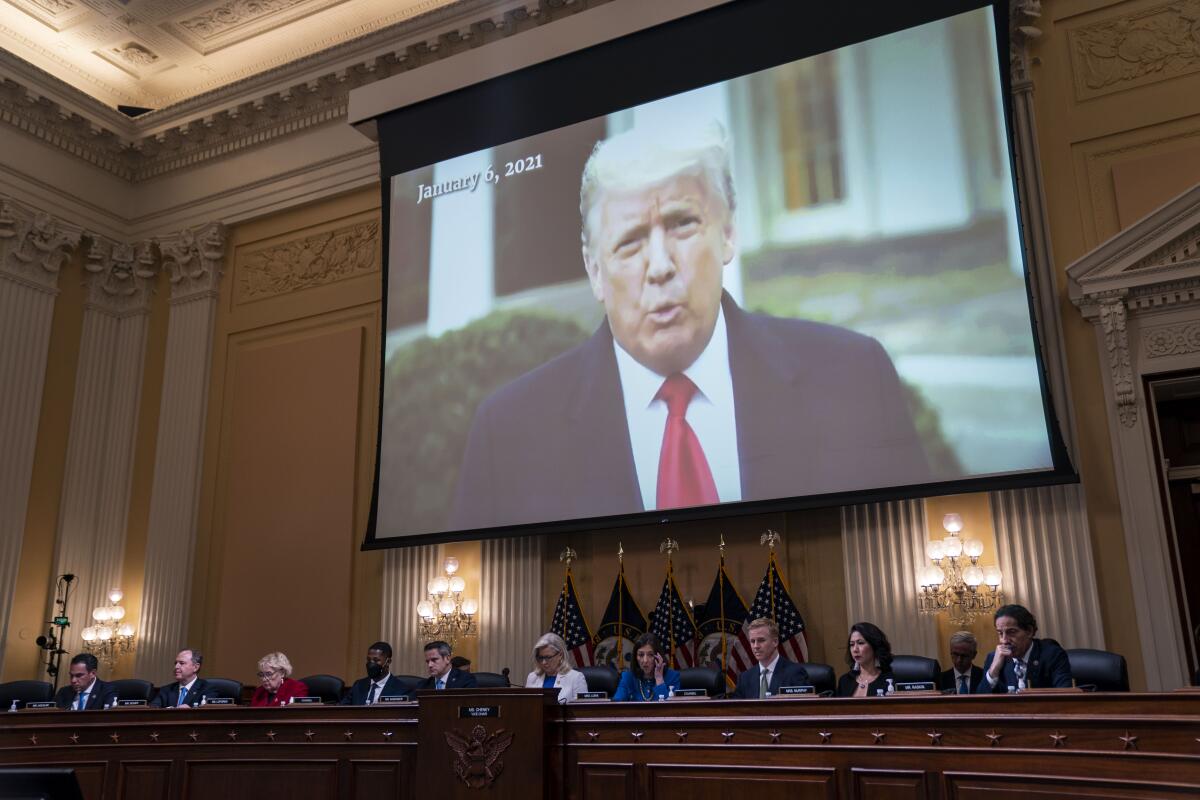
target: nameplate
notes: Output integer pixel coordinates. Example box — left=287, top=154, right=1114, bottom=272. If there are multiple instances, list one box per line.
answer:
left=776, top=685, right=816, bottom=696
left=571, top=692, right=608, bottom=702
left=201, top=697, right=235, bottom=705
left=894, top=682, right=936, bottom=692
left=117, top=699, right=147, bottom=707
left=377, top=695, right=412, bottom=704
left=22, top=701, right=56, bottom=710
left=288, top=696, right=322, bottom=705
left=669, top=688, right=707, bottom=699
left=459, top=705, right=500, bottom=718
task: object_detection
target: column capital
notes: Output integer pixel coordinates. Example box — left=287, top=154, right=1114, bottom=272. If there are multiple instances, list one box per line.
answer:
left=1009, top=0, right=1044, bottom=92
left=0, top=197, right=83, bottom=293
left=158, top=222, right=226, bottom=303
left=83, top=236, right=157, bottom=316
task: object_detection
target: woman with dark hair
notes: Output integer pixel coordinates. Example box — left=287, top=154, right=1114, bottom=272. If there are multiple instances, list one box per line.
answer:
left=612, top=633, right=681, bottom=701
left=835, top=622, right=895, bottom=697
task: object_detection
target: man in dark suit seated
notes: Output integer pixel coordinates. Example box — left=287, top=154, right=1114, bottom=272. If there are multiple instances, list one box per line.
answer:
left=54, top=653, right=116, bottom=710
left=150, top=649, right=218, bottom=708
left=342, top=641, right=410, bottom=704
left=417, top=640, right=478, bottom=690
left=731, top=618, right=810, bottom=699
left=937, top=630, right=984, bottom=694
left=450, top=121, right=930, bottom=532
left=975, top=604, right=1072, bottom=692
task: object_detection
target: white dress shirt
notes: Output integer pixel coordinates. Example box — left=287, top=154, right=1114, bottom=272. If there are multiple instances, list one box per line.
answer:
left=367, top=676, right=389, bottom=704
left=613, top=306, right=742, bottom=509
left=178, top=677, right=198, bottom=706
left=758, top=652, right=781, bottom=692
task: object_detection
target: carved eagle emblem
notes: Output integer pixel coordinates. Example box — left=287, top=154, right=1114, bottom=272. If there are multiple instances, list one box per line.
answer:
left=444, top=724, right=515, bottom=789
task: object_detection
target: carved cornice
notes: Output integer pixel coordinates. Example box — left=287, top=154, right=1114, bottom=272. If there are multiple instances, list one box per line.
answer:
left=1068, top=0, right=1200, bottom=102
left=1098, top=295, right=1137, bottom=427
left=0, top=197, right=83, bottom=292
left=235, top=217, right=379, bottom=303
left=0, top=0, right=609, bottom=183
left=159, top=223, right=227, bottom=303
left=1009, top=0, right=1044, bottom=90
left=82, top=237, right=157, bottom=316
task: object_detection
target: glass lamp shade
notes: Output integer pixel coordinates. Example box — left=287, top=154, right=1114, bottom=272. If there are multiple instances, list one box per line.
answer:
left=438, top=597, right=457, bottom=615
left=942, top=535, right=964, bottom=558
left=964, top=539, right=984, bottom=558
left=983, top=566, right=1003, bottom=588
left=942, top=513, right=964, bottom=533
left=461, top=598, right=479, bottom=615
left=417, top=600, right=435, bottom=619
left=929, top=566, right=945, bottom=586
left=109, top=605, right=126, bottom=621
left=117, top=623, right=134, bottom=637
left=431, top=576, right=450, bottom=595
left=963, top=566, right=985, bottom=587
left=92, top=607, right=110, bottom=622
left=108, top=588, right=124, bottom=604
left=925, top=540, right=945, bottom=561
left=443, top=557, right=460, bottom=575
left=81, top=627, right=97, bottom=642
left=426, top=579, right=438, bottom=595
left=97, top=626, right=113, bottom=641
left=448, top=576, right=466, bottom=593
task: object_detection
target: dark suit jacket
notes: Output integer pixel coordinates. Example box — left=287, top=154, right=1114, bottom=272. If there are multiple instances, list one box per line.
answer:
left=975, top=638, right=1073, bottom=693
left=451, top=294, right=930, bottom=531
left=340, top=674, right=410, bottom=705
left=54, top=679, right=116, bottom=710
left=731, top=657, right=810, bottom=699
left=835, top=670, right=896, bottom=697
left=417, top=668, right=477, bottom=691
left=150, top=678, right=219, bottom=708
left=937, top=665, right=984, bottom=694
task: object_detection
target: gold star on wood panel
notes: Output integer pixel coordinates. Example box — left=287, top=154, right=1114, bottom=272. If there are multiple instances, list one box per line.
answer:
left=630, top=731, right=643, bottom=742
left=986, top=731, right=1003, bottom=747
left=769, top=730, right=781, bottom=743
left=304, top=730, right=315, bottom=741
left=343, top=731, right=354, bottom=741
left=927, top=731, right=943, bottom=746
left=586, top=730, right=599, bottom=742
left=227, top=731, right=238, bottom=741
left=109, top=732, right=120, bottom=743
left=265, top=730, right=277, bottom=741
left=675, top=731, right=688, bottom=742
left=188, top=731, right=199, bottom=742
left=871, top=731, right=887, bottom=744
left=1119, top=732, right=1137, bottom=751
left=28, top=735, right=37, bottom=745
left=382, top=731, right=393, bottom=740
left=149, top=732, right=159, bottom=742
left=721, top=731, right=735, bottom=743
left=68, top=733, right=79, bottom=744
left=1050, top=732, right=1067, bottom=748
left=818, top=731, right=832, bottom=744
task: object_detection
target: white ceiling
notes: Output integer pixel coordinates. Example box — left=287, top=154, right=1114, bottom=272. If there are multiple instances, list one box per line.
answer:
left=0, top=0, right=456, bottom=111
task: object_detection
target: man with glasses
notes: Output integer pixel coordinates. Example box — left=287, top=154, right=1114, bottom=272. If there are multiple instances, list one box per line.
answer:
left=342, top=641, right=410, bottom=704
left=937, top=631, right=983, bottom=694
left=417, top=641, right=477, bottom=690
left=53, top=653, right=116, bottom=710
left=977, top=604, right=1072, bottom=692
left=150, top=649, right=218, bottom=708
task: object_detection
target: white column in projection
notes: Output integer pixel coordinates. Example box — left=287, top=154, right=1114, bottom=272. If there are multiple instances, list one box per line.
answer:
left=426, top=149, right=496, bottom=336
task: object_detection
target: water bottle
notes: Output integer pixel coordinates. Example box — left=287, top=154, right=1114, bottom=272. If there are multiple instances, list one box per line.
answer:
left=876, top=688, right=884, bottom=697
left=8, top=699, right=17, bottom=712
left=1006, top=685, right=1017, bottom=694
left=885, top=678, right=895, bottom=696
left=667, top=686, right=675, bottom=700
left=199, top=695, right=207, bottom=707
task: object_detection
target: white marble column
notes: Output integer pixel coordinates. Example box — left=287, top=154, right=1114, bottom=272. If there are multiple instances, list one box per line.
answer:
left=49, top=239, right=156, bottom=660
left=841, top=500, right=938, bottom=658
left=0, top=198, right=81, bottom=676
left=990, top=484, right=1105, bottom=649
left=134, top=224, right=225, bottom=677
left=478, top=535, right=544, bottom=679
left=381, top=544, right=442, bottom=674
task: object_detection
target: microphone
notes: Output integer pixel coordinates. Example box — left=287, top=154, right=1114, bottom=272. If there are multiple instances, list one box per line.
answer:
left=60, top=574, right=75, bottom=582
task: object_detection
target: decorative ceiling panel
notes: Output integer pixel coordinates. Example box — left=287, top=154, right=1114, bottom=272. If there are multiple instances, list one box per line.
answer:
left=0, top=0, right=459, bottom=109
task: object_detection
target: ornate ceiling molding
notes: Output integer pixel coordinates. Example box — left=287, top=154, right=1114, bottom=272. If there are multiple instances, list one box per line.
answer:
left=0, top=197, right=83, bottom=293
left=0, top=0, right=608, bottom=183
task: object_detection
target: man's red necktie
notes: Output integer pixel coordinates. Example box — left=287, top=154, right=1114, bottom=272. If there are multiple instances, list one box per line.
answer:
left=655, top=374, right=719, bottom=509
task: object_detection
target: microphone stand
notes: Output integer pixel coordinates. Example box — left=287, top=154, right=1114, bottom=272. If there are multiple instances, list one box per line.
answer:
left=35, top=574, right=74, bottom=692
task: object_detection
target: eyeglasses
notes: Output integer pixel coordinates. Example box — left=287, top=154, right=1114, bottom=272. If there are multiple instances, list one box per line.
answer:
left=535, top=652, right=561, bottom=662
left=256, top=670, right=279, bottom=679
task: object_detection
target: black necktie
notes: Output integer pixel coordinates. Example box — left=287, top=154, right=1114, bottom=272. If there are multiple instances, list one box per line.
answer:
left=368, top=684, right=380, bottom=705
left=958, top=675, right=968, bottom=695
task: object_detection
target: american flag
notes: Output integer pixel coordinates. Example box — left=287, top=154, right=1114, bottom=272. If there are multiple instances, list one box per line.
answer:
left=746, top=555, right=809, bottom=663
left=696, top=560, right=753, bottom=686
left=649, top=569, right=698, bottom=669
left=549, top=567, right=595, bottom=667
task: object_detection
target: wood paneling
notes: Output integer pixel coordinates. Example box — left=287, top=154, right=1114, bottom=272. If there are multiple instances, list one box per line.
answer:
left=851, top=768, right=927, bottom=800
left=119, top=761, right=171, bottom=800
left=348, top=760, right=401, bottom=800
left=183, top=760, right=338, bottom=800
left=648, top=764, right=837, bottom=800
left=944, top=772, right=1200, bottom=800
left=579, top=763, right=635, bottom=800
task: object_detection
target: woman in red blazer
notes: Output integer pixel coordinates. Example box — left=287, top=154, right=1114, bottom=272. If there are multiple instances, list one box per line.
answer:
left=250, top=651, right=309, bottom=707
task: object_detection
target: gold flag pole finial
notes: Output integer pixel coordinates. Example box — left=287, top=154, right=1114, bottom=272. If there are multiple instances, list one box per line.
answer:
left=559, top=546, right=577, bottom=567
left=617, top=541, right=624, bottom=564
left=659, top=537, right=679, bottom=557
left=760, top=529, right=781, bottom=553
left=718, top=534, right=726, bottom=558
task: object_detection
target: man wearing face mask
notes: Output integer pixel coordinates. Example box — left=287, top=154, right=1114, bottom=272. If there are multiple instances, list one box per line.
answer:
left=341, top=642, right=408, bottom=705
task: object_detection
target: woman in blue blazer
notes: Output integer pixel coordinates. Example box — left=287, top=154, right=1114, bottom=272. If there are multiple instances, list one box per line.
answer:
left=613, top=633, right=681, bottom=701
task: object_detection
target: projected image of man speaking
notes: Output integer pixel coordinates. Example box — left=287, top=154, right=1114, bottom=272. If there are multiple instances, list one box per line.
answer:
left=449, top=121, right=930, bottom=531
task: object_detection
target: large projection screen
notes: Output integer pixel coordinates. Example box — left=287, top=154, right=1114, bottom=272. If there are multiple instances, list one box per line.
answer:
left=366, top=0, right=1075, bottom=546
